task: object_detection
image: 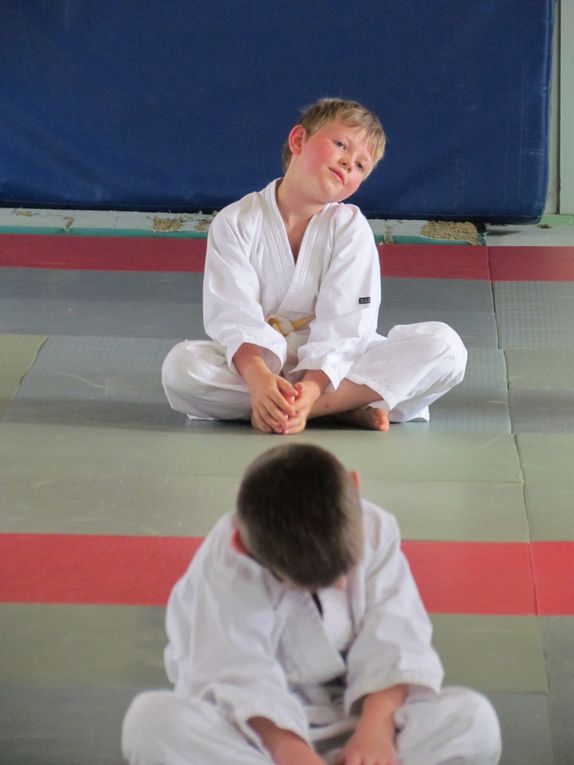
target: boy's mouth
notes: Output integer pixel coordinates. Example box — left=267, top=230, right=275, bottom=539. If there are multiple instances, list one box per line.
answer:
left=329, top=168, right=345, bottom=184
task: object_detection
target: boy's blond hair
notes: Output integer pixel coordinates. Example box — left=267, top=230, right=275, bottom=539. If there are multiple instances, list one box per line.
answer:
left=282, top=97, right=386, bottom=173
left=236, top=444, right=363, bottom=589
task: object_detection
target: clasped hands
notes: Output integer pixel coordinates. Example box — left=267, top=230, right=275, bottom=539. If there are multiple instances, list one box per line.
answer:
left=250, top=374, right=322, bottom=435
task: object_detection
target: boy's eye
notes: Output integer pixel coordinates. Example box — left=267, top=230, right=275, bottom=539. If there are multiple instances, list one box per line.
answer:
left=334, top=140, right=345, bottom=148
left=356, top=162, right=365, bottom=172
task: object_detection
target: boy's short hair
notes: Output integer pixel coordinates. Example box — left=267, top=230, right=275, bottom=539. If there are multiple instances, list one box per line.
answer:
left=236, top=444, right=363, bottom=589
left=282, top=97, right=386, bottom=173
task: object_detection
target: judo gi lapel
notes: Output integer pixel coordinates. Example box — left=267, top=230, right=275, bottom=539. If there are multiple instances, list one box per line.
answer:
left=278, top=590, right=346, bottom=685
left=261, top=180, right=334, bottom=318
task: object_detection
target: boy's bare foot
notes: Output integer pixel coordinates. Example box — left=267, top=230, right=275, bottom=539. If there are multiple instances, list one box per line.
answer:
left=332, top=406, right=390, bottom=432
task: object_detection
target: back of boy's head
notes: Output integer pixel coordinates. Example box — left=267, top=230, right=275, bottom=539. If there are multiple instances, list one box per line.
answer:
left=236, top=443, right=363, bottom=590
left=282, top=97, right=386, bottom=172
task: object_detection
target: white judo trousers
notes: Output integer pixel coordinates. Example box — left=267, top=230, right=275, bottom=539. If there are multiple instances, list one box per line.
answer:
left=162, top=320, right=467, bottom=423
left=162, top=180, right=468, bottom=425
left=122, top=686, right=502, bottom=765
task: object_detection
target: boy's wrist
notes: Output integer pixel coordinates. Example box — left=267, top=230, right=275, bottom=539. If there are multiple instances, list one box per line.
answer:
left=233, top=344, right=272, bottom=386
left=248, top=718, right=323, bottom=765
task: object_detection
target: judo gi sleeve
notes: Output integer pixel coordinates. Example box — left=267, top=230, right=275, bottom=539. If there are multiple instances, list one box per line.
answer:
left=204, top=212, right=288, bottom=374
left=163, top=532, right=310, bottom=753
left=294, top=206, right=382, bottom=389
left=344, top=504, right=444, bottom=713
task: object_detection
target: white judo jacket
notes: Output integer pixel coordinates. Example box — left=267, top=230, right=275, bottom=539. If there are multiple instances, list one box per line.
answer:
left=203, top=179, right=383, bottom=389
left=164, top=500, right=444, bottom=748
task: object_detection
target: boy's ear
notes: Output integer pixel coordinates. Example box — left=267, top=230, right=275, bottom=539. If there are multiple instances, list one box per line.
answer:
left=231, top=526, right=250, bottom=556
left=288, top=125, right=307, bottom=156
left=350, top=470, right=361, bottom=490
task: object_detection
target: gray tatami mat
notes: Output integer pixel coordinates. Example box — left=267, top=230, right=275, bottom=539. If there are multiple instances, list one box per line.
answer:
left=380, top=277, right=499, bottom=348
left=494, top=282, right=574, bottom=349
left=0, top=334, right=46, bottom=416
left=425, top=347, right=511, bottom=432
left=380, top=310, right=499, bottom=349
left=382, top=278, right=495, bottom=313
left=0, top=685, right=133, bottom=765
left=0, top=269, right=206, bottom=339
left=540, top=618, right=574, bottom=765
left=2, top=336, right=187, bottom=428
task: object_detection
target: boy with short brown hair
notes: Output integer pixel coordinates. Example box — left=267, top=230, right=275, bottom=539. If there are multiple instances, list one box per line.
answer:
left=122, top=444, right=501, bottom=765
left=162, top=98, right=467, bottom=434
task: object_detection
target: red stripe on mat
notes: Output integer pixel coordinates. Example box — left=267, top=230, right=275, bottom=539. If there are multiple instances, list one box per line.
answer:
left=0, top=234, right=490, bottom=279
left=1, top=534, right=562, bottom=614
left=531, top=541, right=574, bottom=615
left=403, top=541, right=536, bottom=615
left=0, top=534, right=203, bottom=607
left=490, top=246, right=574, bottom=281
left=0, top=234, right=206, bottom=272
left=3, top=235, right=574, bottom=282
left=379, top=244, right=491, bottom=281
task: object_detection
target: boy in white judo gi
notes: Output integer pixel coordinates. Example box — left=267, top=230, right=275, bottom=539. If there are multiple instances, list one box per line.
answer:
left=122, top=444, right=501, bottom=765
left=162, top=98, right=468, bottom=434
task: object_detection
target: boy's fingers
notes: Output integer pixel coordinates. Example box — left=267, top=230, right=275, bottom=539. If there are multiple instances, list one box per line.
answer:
left=269, top=392, right=295, bottom=417
left=277, top=377, right=298, bottom=400
left=260, top=401, right=291, bottom=430
left=252, top=412, right=272, bottom=433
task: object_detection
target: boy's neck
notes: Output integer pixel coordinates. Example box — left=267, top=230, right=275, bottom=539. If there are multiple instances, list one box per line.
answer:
left=275, top=177, right=326, bottom=229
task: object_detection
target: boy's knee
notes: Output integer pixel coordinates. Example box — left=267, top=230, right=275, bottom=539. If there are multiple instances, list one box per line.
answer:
left=444, top=687, right=502, bottom=763
left=162, top=342, right=193, bottom=391
left=122, top=690, right=176, bottom=764
left=425, top=322, right=468, bottom=383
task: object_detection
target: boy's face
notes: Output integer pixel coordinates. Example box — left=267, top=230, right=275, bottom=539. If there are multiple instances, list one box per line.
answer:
left=288, top=120, right=374, bottom=204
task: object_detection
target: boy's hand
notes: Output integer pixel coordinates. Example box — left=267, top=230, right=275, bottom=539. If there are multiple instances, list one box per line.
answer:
left=282, top=380, right=322, bottom=434
left=233, top=344, right=297, bottom=433
left=250, top=373, right=297, bottom=433
left=334, top=730, right=397, bottom=765
left=249, top=717, right=327, bottom=765
left=334, top=685, right=406, bottom=765
left=282, top=370, right=330, bottom=434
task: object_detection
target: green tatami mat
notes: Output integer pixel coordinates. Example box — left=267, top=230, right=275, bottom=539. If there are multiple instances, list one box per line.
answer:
left=3, top=335, right=186, bottom=429
left=0, top=422, right=523, bottom=487
left=0, top=334, right=46, bottom=416
left=363, top=480, right=529, bottom=542
left=1, top=605, right=547, bottom=696
left=489, top=694, right=554, bottom=765
left=2, top=472, right=528, bottom=540
left=509, top=389, right=574, bottom=434
left=506, top=350, right=574, bottom=389
left=0, top=604, right=165, bottom=687
left=432, top=615, right=547, bottom=694
left=1, top=471, right=241, bottom=536
left=1, top=425, right=523, bottom=535
left=506, top=350, right=574, bottom=433
left=517, top=434, right=574, bottom=540
left=494, top=282, right=574, bottom=350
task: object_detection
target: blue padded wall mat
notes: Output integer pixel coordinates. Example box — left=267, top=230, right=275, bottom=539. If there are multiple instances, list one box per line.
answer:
left=0, top=1, right=554, bottom=221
